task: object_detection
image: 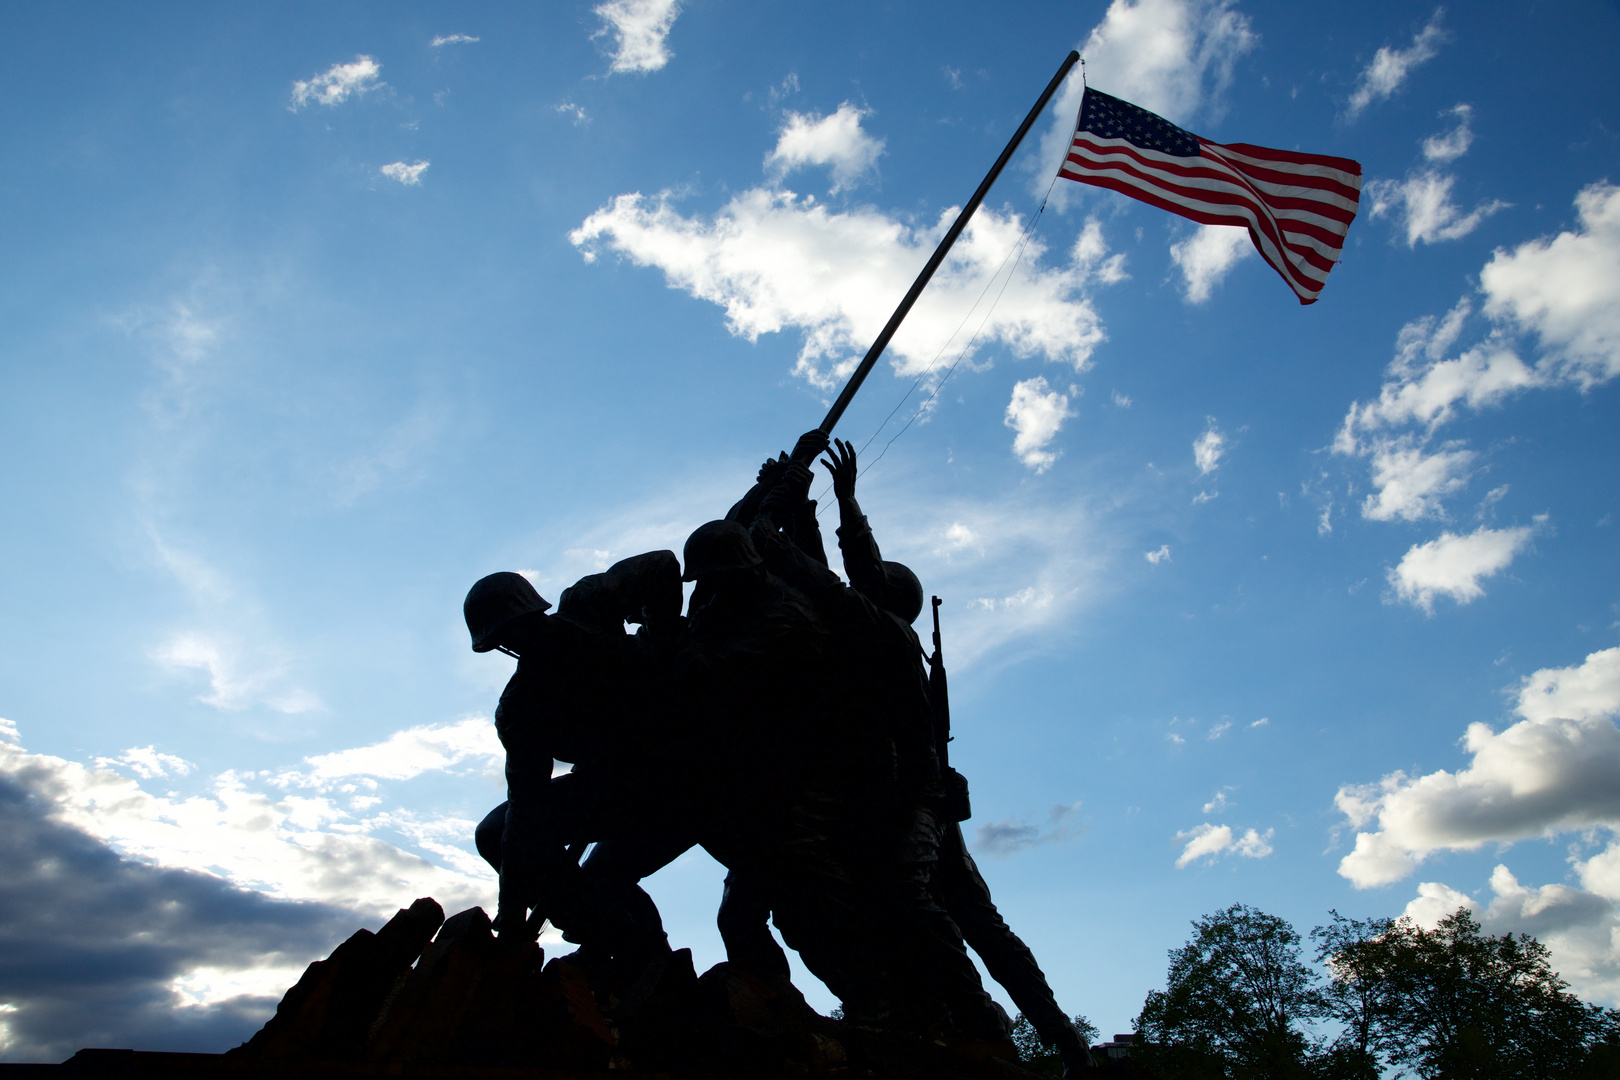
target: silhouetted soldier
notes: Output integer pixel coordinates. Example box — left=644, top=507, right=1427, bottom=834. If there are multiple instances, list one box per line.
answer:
left=463, top=557, right=688, bottom=967
left=821, top=439, right=1095, bottom=1074
left=741, top=459, right=1010, bottom=1047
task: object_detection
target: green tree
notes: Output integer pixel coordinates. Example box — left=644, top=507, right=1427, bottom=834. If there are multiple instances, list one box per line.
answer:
left=1011, top=1012, right=1100, bottom=1074
left=1340, top=908, right=1620, bottom=1079
left=1310, top=911, right=1397, bottom=1080
left=1134, top=904, right=1326, bottom=1080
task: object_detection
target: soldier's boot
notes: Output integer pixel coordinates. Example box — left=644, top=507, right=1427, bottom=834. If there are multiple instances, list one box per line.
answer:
left=1051, top=1022, right=1098, bottom=1077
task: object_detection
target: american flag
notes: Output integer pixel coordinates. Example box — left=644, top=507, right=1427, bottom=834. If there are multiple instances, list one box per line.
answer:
left=1060, top=88, right=1362, bottom=305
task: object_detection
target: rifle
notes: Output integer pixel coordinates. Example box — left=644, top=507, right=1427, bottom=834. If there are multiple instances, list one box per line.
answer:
left=928, top=595, right=950, bottom=769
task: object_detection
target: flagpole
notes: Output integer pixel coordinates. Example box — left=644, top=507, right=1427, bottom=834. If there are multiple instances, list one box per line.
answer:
left=809, top=49, right=1080, bottom=446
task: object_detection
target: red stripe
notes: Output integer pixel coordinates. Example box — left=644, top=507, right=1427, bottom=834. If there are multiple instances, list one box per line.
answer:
left=1215, top=140, right=1362, bottom=177
left=1072, top=137, right=1358, bottom=226
left=1063, top=149, right=1333, bottom=286
left=1066, top=143, right=1352, bottom=255
left=1199, top=144, right=1362, bottom=208
left=1066, top=170, right=1324, bottom=303
left=1062, top=162, right=1329, bottom=297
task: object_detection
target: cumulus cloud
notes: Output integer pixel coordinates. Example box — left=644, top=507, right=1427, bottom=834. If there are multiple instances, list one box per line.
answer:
left=571, top=186, right=1113, bottom=389
left=593, top=0, right=681, bottom=74
left=1401, top=864, right=1620, bottom=1004
left=1386, top=522, right=1537, bottom=613
left=1335, top=182, right=1620, bottom=532
left=290, top=56, right=383, bottom=110
left=765, top=103, right=885, bottom=194
left=1480, top=181, right=1620, bottom=389
left=0, top=718, right=496, bottom=923
left=1034, top=0, right=1257, bottom=192
left=0, top=763, right=355, bottom=1061
left=1170, top=224, right=1254, bottom=302
left=1193, top=419, right=1225, bottom=475
left=1336, top=647, right=1620, bottom=889
left=1004, top=377, right=1074, bottom=472
left=380, top=160, right=429, bottom=186
left=1145, top=544, right=1171, bottom=565
left=1174, top=822, right=1274, bottom=867
left=430, top=34, right=479, bottom=47
left=1345, top=8, right=1446, bottom=120
left=281, top=718, right=503, bottom=788
left=974, top=802, right=1085, bottom=859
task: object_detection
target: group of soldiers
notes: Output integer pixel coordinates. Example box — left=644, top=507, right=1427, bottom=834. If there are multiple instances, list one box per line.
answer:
left=462, top=429, right=1093, bottom=1075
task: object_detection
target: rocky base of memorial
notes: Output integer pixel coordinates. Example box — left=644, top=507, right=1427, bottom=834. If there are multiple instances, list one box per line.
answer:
left=216, top=898, right=1047, bottom=1079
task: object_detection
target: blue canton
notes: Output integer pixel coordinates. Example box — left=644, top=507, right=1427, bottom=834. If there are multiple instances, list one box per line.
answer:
left=1077, top=89, right=1200, bottom=157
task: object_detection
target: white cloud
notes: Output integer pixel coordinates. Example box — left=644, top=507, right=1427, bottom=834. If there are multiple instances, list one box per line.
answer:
left=430, top=34, right=479, bottom=47
left=153, top=631, right=323, bottom=714
left=1112, top=390, right=1133, bottom=408
left=556, top=100, right=588, bottom=125
left=1034, top=0, right=1257, bottom=193
left=1386, top=522, right=1536, bottom=612
left=283, top=718, right=503, bottom=788
left=1207, top=720, right=1231, bottom=740
left=974, top=802, right=1085, bottom=858
left=1517, top=647, right=1620, bottom=723
left=94, top=746, right=196, bottom=780
left=290, top=55, right=383, bottom=110
left=0, top=719, right=497, bottom=922
left=1421, top=103, right=1475, bottom=163
left=1345, top=8, right=1446, bottom=120
left=572, top=188, right=1108, bottom=389
left=593, top=0, right=681, bottom=74
left=1174, top=822, right=1274, bottom=867
left=1170, top=224, right=1254, bottom=302
left=1359, top=436, right=1475, bottom=522
left=1402, top=864, right=1620, bottom=1005
left=1004, top=377, right=1074, bottom=471
left=1480, top=181, right=1620, bottom=389
left=380, top=160, right=429, bottom=186
left=1366, top=170, right=1507, bottom=246
left=765, top=103, right=885, bottom=194
left=1193, top=419, right=1225, bottom=474
left=1335, top=185, right=1620, bottom=529
left=1337, top=647, right=1620, bottom=889
left=1145, top=544, right=1171, bottom=564
left=1202, top=789, right=1231, bottom=814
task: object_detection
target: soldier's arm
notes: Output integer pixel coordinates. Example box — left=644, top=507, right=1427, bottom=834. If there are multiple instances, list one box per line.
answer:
left=821, top=439, right=888, bottom=600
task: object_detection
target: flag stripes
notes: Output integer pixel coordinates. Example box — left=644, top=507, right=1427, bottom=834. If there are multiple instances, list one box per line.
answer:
left=1059, top=89, right=1362, bottom=304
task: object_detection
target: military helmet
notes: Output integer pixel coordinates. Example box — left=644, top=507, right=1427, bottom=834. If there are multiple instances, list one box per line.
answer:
left=464, top=572, right=551, bottom=652
left=881, top=561, right=925, bottom=624
left=682, top=520, right=763, bottom=582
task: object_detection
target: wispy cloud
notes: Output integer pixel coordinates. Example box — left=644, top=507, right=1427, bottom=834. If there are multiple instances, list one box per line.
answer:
left=1193, top=419, right=1225, bottom=475
left=380, top=161, right=429, bottom=186
left=290, top=55, right=384, bottom=110
left=430, top=34, right=479, bottom=47
left=1345, top=8, right=1446, bottom=120
left=975, top=802, right=1085, bottom=858
left=1174, top=822, right=1274, bottom=867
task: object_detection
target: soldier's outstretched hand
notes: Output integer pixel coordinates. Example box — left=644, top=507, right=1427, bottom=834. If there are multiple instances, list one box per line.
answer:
left=790, top=428, right=831, bottom=464
left=821, top=438, right=858, bottom=501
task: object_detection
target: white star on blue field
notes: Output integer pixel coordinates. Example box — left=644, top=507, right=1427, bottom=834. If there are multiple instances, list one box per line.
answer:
left=1, top=0, right=1618, bottom=1059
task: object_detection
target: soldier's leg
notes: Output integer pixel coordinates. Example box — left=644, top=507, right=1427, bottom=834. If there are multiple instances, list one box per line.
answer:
left=934, top=823, right=1090, bottom=1069
left=880, top=803, right=1008, bottom=1042
left=717, top=868, right=791, bottom=980
left=475, top=801, right=508, bottom=871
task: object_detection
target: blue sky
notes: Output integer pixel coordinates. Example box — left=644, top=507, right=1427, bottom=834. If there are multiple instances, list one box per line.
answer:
left=2, top=0, right=1619, bottom=1059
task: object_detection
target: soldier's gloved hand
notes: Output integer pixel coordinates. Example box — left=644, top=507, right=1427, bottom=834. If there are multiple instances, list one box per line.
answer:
left=757, top=452, right=789, bottom=485
left=790, top=429, right=830, bottom=465
left=820, top=438, right=858, bottom=502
